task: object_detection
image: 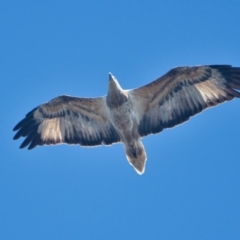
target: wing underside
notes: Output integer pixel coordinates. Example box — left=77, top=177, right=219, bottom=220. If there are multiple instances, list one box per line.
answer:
left=129, top=65, right=240, bottom=137
left=13, top=95, right=120, bottom=149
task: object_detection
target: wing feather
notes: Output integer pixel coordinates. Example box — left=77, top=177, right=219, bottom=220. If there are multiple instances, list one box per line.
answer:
left=13, top=95, right=120, bottom=149
left=129, top=65, right=240, bottom=137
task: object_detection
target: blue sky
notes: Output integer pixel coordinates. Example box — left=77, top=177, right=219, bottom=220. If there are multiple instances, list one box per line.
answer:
left=1, top=1, right=240, bottom=239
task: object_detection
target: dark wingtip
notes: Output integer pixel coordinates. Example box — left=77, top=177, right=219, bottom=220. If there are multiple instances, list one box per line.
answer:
left=209, top=64, right=232, bottom=68
left=13, top=131, right=22, bottom=140
left=13, top=135, right=19, bottom=140
left=28, top=144, right=36, bottom=150
left=13, top=122, right=22, bottom=131
left=19, top=139, right=29, bottom=149
left=26, top=107, right=38, bottom=116
left=13, top=106, right=38, bottom=131
left=211, top=65, right=240, bottom=97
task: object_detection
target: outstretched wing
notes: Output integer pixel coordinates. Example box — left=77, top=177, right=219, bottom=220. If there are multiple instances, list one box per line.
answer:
left=13, top=95, right=120, bottom=149
left=129, top=65, right=240, bottom=137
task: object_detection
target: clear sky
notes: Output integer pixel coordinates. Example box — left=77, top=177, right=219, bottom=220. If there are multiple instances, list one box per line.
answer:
left=1, top=1, right=240, bottom=239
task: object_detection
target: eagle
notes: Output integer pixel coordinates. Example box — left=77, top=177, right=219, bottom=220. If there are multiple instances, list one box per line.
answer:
left=13, top=65, right=240, bottom=174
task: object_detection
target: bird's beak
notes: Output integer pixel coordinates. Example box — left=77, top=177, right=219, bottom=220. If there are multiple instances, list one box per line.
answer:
left=109, top=72, right=115, bottom=81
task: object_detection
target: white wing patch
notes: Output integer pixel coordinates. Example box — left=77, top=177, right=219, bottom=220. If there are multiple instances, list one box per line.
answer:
left=38, top=118, right=63, bottom=142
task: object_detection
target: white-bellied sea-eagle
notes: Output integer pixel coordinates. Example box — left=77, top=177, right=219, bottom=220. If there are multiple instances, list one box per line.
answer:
left=13, top=65, right=240, bottom=174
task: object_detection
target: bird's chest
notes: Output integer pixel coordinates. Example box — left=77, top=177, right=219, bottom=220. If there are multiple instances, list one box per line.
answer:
left=109, top=103, right=135, bottom=130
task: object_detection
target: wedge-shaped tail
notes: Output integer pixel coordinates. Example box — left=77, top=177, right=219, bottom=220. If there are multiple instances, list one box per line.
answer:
left=125, top=140, right=147, bottom=174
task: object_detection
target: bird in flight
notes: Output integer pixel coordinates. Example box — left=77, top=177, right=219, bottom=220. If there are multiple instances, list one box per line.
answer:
left=13, top=65, right=240, bottom=174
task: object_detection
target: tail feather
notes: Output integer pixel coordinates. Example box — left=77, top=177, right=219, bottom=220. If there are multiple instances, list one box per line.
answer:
left=125, top=141, right=147, bottom=174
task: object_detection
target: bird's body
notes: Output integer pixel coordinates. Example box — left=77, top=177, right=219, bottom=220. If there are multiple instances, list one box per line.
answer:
left=13, top=65, right=240, bottom=174
left=107, top=74, right=147, bottom=173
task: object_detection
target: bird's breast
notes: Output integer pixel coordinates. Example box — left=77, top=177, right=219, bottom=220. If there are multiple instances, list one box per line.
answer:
left=108, top=101, right=136, bottom=135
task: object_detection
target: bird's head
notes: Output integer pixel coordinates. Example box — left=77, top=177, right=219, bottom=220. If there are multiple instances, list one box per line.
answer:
left=107, top=73, right=127, bottom=103
left=108, top=73, right=123, bottom=93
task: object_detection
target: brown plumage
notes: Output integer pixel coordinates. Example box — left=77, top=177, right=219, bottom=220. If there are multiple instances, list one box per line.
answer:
left=13, top=65, right=240, bottom=174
